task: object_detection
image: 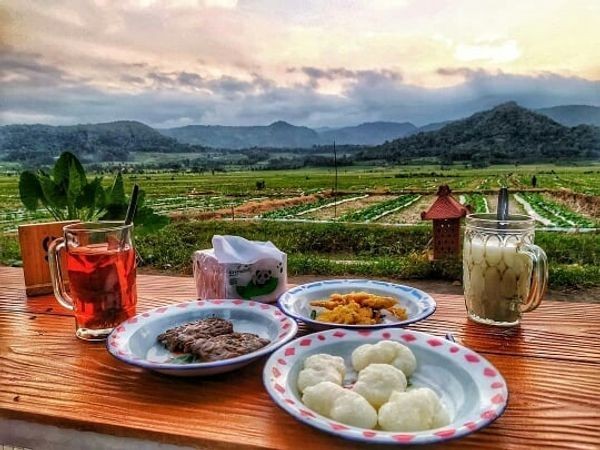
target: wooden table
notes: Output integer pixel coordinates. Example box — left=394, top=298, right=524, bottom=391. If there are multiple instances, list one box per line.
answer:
left=0, top=266, right=599, bottom=449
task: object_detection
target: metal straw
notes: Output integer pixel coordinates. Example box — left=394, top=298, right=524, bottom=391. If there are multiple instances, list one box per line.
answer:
left=124, top=184, right=139, bottom=226
left=497, top=187, right=509, bottom=229
left=120, top=184, right=139, bottom=248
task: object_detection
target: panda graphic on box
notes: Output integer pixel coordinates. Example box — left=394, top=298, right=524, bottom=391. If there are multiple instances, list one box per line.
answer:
left=236, top=260, right=280, bottom=300
left=252, top=269, right=272, bottom=286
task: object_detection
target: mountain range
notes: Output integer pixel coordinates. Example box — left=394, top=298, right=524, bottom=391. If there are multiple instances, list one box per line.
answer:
left=535, top=105, right=600, bottom=127
left=0, top=121, right=184, bottom=163
left=361, top=102, right=600, bottom=164
left=0, top=103, right=598, bottom=164
left=159, top=105, right=599, bottom=148
left=160, top=120, right=418, bottom=148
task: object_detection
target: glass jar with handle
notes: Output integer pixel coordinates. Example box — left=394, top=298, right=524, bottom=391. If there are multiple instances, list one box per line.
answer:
left=48, top=222, right=137, bottom=340
left=463, top=214, right=547, bottom=326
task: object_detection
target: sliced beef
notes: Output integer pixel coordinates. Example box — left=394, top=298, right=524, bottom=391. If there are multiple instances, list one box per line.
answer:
left=190, top=332, right=271, bottom=361
left=157, top=317, right=234, bottom=352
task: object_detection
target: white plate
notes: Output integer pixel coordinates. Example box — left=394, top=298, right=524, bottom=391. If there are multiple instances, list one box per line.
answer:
left=106, top=299, right=298, bottom=376
left=263, top=328, right=508, bottom=445
left=278, top=279, right=436, bottom=330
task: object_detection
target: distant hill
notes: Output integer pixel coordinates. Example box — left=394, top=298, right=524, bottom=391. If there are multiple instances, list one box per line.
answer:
left=3, top=103, right=599, bottom=166
left=360, top=102, right=600, bottom=164
left=0, top=121, right=187, bottom=163
left=536, top=105, right=600, bottom=127
left=418, top=120, right=453, bottom=133
left=161, top=121, right=320, bottom=149
left=319, top=121, right=417, bottom=145
left=162, top=120, right=417, bottom=148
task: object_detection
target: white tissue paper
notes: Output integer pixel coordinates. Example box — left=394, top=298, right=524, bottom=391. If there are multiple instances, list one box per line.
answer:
left=193, top=235, right=287, bottom=303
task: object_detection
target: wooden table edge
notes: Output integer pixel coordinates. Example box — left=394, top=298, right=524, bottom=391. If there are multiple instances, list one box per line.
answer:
left=0, top=409, right=271, bottom=450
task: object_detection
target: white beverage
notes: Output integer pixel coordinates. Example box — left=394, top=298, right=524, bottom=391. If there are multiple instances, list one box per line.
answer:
left=463, top=237, right=532, bottom=325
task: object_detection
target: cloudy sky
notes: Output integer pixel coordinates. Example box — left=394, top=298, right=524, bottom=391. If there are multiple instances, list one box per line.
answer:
left=1, top=0, right=599, bottom=127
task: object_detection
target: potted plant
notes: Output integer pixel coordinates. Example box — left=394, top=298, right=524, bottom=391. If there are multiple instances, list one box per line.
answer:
left=17, top=151, right=168, bottom=295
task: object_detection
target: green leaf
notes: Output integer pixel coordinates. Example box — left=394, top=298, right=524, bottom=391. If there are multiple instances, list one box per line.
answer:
left=129, top=190, right=169, bottom=233
left=133, top=206, right=170, bottom=235
left=18, top=171, right=43, bottom=211
left=77, top=177, right=106, bottom=220
left=38, top=174, right=67, bottom=209
left=101, top=172, right=133, bottom=221
left=107, top=172, right=126, bottom=206
left=37, top=174, right=67, bottom=220
left=54, top=152, right=86, bottom=188
left=168, top=353, right=197, bottom=364
left=67, top=161, right=85, bottom=205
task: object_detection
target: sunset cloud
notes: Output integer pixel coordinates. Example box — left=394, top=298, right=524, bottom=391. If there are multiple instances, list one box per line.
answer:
left=1, top=0, right=599, bottom=126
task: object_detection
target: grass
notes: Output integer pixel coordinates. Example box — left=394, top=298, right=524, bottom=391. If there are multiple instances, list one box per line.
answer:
left=1, top=162, right=599, bottom=290
left=133, top=220, right=600, bottom=289
left=0, top=233, right=20, bottom=266
left=2, top=220, right=599, bottom=289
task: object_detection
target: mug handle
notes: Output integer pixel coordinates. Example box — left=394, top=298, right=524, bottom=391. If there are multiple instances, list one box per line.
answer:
left=47, top=237, right=74, bottom=311
left=517, top=243, right=548, bottom=313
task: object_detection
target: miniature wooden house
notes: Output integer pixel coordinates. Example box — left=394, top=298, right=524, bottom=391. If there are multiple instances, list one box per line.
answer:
left=421, top=185, right=468, bottom=260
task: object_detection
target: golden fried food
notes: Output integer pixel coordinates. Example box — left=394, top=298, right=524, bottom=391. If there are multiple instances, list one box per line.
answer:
left=317, top=302, right=379, bottom=325
left=357, top=295, right=396, bottom=309
left=310, top=291, right=407, bottom=325
left=311, top=292, right=395, bottom=310
left=310, top=299, right=346, bottom=310
left=386, top=306, right=408, bottom=321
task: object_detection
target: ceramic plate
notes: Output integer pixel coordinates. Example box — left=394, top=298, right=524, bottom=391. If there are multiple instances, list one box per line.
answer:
left=278, top=279, right=436, bottom=330
left=263, top=328, right=508, bottom=445
left=106, top=299, right=298, bottom=376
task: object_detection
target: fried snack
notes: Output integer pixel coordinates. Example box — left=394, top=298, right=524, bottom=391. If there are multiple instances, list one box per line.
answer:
left=311, top=292, right=396, bottom=310
left=386, top=306, right=409, bottom=321
left=317, top=302, right=379, bottom=325
left=358, top=295, right=396, bottom=309
left=310, top=291, right=407, bottom=325
left=310, top=299, right=347, bottom=310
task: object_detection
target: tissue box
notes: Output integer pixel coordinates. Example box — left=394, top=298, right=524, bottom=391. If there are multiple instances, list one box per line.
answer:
left=193, top=237, right=288, bottom=303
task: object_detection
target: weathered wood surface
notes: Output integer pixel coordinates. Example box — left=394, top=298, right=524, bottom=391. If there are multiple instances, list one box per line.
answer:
left=0, top=266, right=599, bottom=449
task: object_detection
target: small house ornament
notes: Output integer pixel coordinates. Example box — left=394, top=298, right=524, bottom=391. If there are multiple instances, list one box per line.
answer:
left=421, top=185, right=468, bottom=260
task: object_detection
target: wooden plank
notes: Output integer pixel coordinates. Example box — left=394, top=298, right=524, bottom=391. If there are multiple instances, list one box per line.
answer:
left=0, top=312, right=599, bottom=449
left=3, top=268, right=600, bottom=364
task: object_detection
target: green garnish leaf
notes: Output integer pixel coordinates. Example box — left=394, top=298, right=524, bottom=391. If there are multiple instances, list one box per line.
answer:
left=168, top=353, right=198, bottom=364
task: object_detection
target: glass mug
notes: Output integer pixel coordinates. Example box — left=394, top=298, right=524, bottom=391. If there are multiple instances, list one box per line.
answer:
left=48, top=222, right=138, bottom=341
left=463, top=214, right=548, bottom=326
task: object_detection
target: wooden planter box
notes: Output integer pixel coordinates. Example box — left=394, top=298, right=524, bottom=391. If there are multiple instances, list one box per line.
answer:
left=18, top=220, right=78, bottom=297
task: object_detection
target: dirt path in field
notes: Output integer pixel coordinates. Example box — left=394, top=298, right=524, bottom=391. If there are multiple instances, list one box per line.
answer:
left=378, top=195, right=433, bottom=224
left=485, top=195, right=526, bottom=215
left=170, top=193, right=332, bottom=221
left=303, top=195, right=391, bottom=220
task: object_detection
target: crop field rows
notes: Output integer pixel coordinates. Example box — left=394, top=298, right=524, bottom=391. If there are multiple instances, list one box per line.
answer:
left=516, top=193, right=597, bottom=228
left=256, top=191, right=595, bottom=229
left=149, top=195, right=251, bottom=215
left=1, top=189, right=596, bottom=232
left=0, top=165, right=598, bottom=232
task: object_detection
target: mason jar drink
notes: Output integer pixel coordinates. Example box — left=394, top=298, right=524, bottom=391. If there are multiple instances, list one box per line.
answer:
left=463, top=214, right=548, bottom=326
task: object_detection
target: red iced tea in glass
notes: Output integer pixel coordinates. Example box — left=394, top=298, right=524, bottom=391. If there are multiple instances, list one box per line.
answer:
left=67, top=243, right=137, bottom=331
left=48, top=222, right=138, bottom=340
